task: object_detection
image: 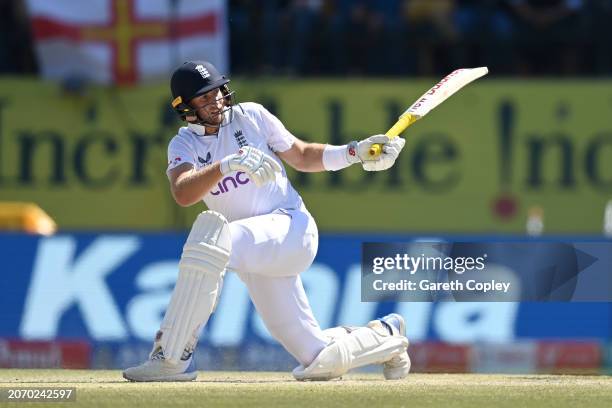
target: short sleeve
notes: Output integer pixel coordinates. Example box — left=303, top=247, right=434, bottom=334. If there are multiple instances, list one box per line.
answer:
left=167, top=136, right=196, bottom=173
left=256, top=105, right=296, bottom=153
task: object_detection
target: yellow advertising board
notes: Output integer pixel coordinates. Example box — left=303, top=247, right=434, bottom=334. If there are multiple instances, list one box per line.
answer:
left=0, top=78, right=611, bottom=233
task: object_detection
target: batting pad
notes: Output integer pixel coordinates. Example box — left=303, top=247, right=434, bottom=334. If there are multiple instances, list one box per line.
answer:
left=159, top=210, right=231, bottom=364
left=293, top=321, right=408, bottom=381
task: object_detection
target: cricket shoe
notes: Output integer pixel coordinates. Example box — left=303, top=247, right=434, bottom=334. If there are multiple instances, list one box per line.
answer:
left=122, top=347, right=196, bottom=382
left=379, top=313, right=411, bottom=380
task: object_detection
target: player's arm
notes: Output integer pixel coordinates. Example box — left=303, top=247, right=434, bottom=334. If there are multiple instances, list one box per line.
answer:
left=167, top=162, right=224, bottom=207
left=168, top=147, right=282, bottom=206
left=278, top=135, right=406, bottom=173
left=255, top=103, right=404, bottom=173
left=277, top=138, right=327, bottom=172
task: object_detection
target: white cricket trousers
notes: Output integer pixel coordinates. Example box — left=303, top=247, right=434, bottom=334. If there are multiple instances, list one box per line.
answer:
left=226, top=207, right=329, bottom=366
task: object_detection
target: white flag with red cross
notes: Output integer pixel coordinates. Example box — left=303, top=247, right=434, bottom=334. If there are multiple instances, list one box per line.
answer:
left=26, top=0, right=228, bottom=85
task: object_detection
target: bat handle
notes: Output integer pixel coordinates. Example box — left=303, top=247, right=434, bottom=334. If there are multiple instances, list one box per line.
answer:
left=368, top=114, right=417, bottom=157
left=368, top=144, right=383, bottom=157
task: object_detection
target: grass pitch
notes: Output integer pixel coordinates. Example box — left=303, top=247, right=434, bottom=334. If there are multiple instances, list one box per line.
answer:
left=0, top=370, right=611, bottom=408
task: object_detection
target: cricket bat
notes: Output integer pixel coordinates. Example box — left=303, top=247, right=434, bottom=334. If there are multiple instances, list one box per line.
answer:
left=369, top=67, right=489, bottom=157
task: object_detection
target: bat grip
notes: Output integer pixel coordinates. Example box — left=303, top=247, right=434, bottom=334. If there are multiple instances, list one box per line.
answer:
left=368, top=144, right=383, bottom=157
left=368, top=114, right=417, bottom=157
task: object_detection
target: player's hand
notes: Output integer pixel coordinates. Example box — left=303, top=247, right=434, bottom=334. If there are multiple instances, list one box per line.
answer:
left=220, top=146, right=282, bottom=187
left=347, top=135, right=406, bottom=171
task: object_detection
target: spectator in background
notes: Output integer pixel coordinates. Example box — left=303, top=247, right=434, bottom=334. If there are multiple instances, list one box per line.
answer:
left=401, top=0, right=457, bottom=75
left=367, top=0, right=404, bottom=75
left=260, top=0, right=291, bottom=74
left=453, top=1, right=515, bottom=74
left=584, top=0, right=612, bottom=76
left=227, top=1, right=604, bottom=77
left=326, top=0, right=369, bottom=75
left=232, top=0, right=325, bottom=76
left=0, top=0, right=37, bottom=74
left=286, top=0, right=325, bottom=75
left=228, top=0, right=257, bottom=75
left=506, top=0, right=586, bottom=75
left=326, top=0, right=404, bottom=75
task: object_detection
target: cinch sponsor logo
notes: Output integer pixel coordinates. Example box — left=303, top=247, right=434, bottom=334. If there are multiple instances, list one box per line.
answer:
left=210, top=171, right=249, bottom=195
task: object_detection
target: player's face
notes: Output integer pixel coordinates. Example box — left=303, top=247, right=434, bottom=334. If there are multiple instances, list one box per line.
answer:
left=189, top=88, right=225, bottom=126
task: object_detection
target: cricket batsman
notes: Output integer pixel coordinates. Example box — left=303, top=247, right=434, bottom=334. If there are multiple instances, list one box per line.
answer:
left=123, top=61, right=410, bottom=382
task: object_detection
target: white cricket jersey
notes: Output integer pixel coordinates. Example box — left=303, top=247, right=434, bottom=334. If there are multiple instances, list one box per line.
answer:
left=166, top=102, right=304, bottom=222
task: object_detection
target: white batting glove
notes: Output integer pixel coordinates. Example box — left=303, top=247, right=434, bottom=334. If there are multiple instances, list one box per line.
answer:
left=347, top=135, right=406, bottom=171
left=220, top=146, right=282, bottom=187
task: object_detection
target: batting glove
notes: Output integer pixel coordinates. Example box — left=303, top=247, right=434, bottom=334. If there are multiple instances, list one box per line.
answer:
left=347, top=135, right=406, bottom=171
left=220, top=146, right=282, bottom=187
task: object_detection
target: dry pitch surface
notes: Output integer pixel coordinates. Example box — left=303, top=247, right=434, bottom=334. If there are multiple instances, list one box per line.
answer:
left=0, top=370, right=611, bottom=408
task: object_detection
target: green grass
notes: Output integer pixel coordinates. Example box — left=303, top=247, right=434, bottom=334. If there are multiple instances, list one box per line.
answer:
left=0, top=370, right=611, bottom=408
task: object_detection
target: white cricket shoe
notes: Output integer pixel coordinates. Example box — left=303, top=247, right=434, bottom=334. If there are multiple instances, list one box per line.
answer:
left=380, top=313, right=411, bottom=380
left=122, top=348, right=196, bottom=382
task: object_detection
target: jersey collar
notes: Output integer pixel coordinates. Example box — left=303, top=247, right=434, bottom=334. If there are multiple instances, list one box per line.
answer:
left=187, top=122, right=207, bottom=136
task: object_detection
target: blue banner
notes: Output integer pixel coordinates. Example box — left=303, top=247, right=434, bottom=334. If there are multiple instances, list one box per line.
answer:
left=1, top=232, right=610, bottom=350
